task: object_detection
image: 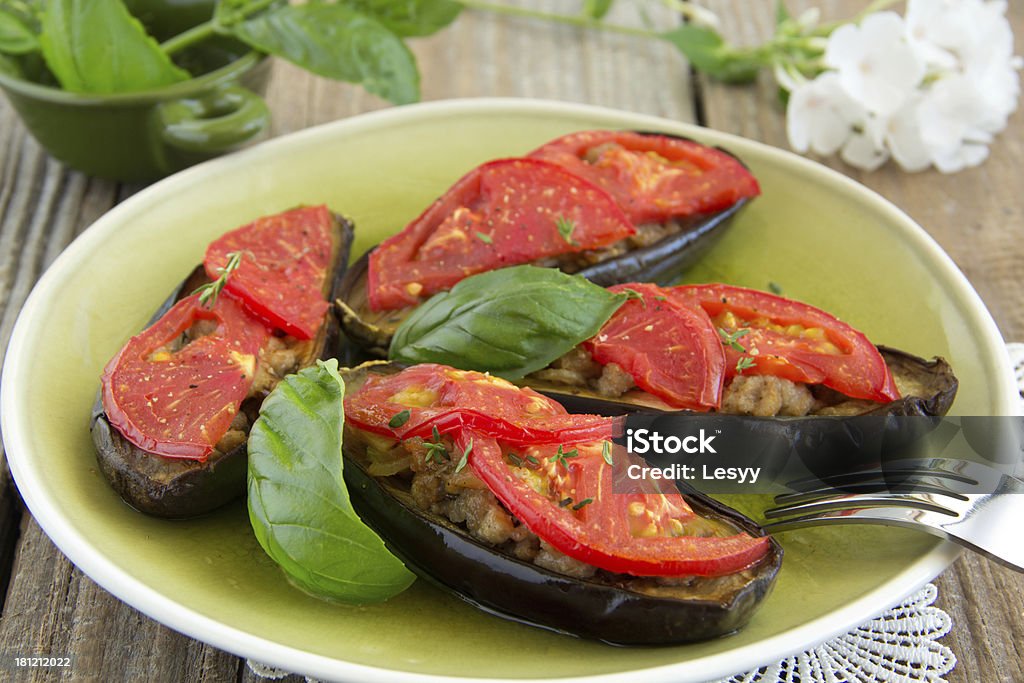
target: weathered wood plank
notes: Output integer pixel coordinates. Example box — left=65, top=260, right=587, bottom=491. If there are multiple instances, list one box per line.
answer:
left=700, top=3, right=1024, bottom=682
left=0, top=518, right=239, bottom=682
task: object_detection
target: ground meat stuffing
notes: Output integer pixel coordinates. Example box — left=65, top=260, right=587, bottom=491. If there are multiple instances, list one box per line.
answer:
left=346, top=427, right=597, bottom=576
left=250, top=335, right=313, bottom=396
left=529, top=347, right=884, bottom=417
left=594, top=362, right=636, bottom=397
left=533, top=220, right=687, bottom=273
left=720, top=374, right=816, bottom=416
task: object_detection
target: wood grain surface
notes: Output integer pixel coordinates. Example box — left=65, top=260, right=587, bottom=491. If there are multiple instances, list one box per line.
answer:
left=0, top=2, right=1021, bottom=681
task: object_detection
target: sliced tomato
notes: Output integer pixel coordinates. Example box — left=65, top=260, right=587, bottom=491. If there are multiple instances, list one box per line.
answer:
left=585, top=283, right=725, bottom=410
left=367, top=158, right=635, bottom=311
left=204, top=205, right=335, bottom=340
left=671, top=284, right=899, bottom=402
left=344, top=364, right=770, bottom=577
left=465, top=435, right=770, bottom=577
left=344, top=364, right=614, bottom=445
left=101, top=294, right=270, bottom=460
left=528, top=130, right=761, bottom=225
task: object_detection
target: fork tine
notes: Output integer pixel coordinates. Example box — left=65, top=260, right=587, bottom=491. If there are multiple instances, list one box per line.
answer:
left=774, top=479, right=970, bottom=505
left=763, top=492, right=961, bottom=520
left=761, top=506, right=946, bottom=534
left=782, top=464, right=974, bottom=491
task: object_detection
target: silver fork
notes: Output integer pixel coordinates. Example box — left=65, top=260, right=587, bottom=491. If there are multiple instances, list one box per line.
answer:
left=761, top=458, right=1024, bottom=573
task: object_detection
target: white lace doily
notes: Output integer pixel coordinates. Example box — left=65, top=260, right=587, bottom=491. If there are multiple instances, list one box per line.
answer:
left=250, top=340, right=1024, bottom=683
left=247, top=584, right=955, bottom=683
left=1008, top=342, right=1024, bottom=404
left=712, top=583, right=954, bottom=683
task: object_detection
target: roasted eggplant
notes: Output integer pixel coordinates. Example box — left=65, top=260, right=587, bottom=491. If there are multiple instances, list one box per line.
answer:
left=91, top=211, right=354, bottom=518
left=337, top=131, right=758, bottom=356
left=339, top=362, right=783, bottom=645
left=526, top=346, right=958, bottom=418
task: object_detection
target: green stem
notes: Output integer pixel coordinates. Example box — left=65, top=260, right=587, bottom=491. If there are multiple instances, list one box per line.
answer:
left=457, top=0, right=658, bottom=40
left=160, top=22, right=216, bottom=56
left=160, top=0, right=280, bottom=56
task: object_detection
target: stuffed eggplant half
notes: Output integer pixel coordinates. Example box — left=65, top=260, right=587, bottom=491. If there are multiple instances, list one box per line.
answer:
left=340, top=362, right=782, bottom=644
left=525, top=283, right=958, bottom=418
left=91, top=206, right=354, bottom=518
left=338, top=130, right=761, bottom=355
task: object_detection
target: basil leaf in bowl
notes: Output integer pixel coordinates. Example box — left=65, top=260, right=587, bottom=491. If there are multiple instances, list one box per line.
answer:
left=247, top=359, right=415, bottom=603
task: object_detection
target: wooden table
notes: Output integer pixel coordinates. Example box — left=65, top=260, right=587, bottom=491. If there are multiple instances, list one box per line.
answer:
left=1, top=2, right=1021, bottom=681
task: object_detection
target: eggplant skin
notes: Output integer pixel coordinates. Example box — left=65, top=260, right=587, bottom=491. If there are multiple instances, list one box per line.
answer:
left=339, top=362, right=783, bottom=645
left=90, top=213, right=354, bottom=519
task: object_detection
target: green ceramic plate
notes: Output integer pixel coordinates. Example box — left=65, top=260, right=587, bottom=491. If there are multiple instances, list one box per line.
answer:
left=3, top=100, right=1017, bottom=683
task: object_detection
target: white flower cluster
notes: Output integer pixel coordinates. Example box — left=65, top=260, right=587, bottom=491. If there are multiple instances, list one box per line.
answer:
left=785, top=0, right=1021, bottom=173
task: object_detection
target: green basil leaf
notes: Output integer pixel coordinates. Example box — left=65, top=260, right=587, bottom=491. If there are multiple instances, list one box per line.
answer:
left=389, top=265, right=626, bottom=380
left=248, top=359, right=416, bottom=603
left=0, top=9, right=39, bottom=55
left=582, top=0, right=614, bottom=20
left=231, top=4, right=419, bottom=104
left=661, top=25, right=760, bottom=84
left=39, top=0, right=189, bottom=93
left=338, top=0, right=462, bottom=37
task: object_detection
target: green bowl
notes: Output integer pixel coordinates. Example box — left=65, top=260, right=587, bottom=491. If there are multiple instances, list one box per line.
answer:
left=0, top=22, right=270, bottom=182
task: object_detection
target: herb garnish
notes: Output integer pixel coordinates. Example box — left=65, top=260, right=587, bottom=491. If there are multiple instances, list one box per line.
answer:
left=555, top=215, right=578, bottom=246
left=572, top=498, right=594, bottom=510
left=622, top=288, right=647, bottom=308
left=601, top=440, right=613, bottom=465
left=717, top=327, right=751, bottom=353
left=558, top=497, right=574, bottom=508
left=507, top=452, right=524, bottom=467
left=422, top=425, right=450, bottom=464
left=475, top=231, right=493, bottom=244
left=735, top=357, right=757, bottom=373
left=193, top=251, right=243, bottom=308
left=388, top=409, right=411, bottom=428
left=455, top=439, right=473, bottom=473
left=768, top=281, right=783, bottom=295
left=526, top=455, right=540, bottom=465
left=549, top=445, right=579, bottom=470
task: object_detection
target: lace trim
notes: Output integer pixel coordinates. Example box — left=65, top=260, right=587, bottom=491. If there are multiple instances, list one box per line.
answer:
left=714, top=583, right=955, bottom=683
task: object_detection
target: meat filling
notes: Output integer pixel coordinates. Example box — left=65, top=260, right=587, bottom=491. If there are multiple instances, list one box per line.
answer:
left=529, top=346, right=876, bottom=416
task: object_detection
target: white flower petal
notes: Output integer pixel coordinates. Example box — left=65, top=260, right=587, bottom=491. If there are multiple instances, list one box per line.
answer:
left=841, top=130, right=891, bottom=171
left=786, top=72, right=866, bottom=156
left=824, top=23, right=861, bottom=70
left=932, top=142, right=989, bottom=173
left=886, top=102, right=933, bottom=172
left=824, top=12, right=925, bottom=116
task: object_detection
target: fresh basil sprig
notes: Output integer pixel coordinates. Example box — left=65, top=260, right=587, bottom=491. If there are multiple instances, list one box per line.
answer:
left=389, top=265, right=627, bottom=380
left=40, top=0, right=189, bottom=93
left=247, top=359, right=415, bottom=603
left=231, top=4, right=420, bottom=105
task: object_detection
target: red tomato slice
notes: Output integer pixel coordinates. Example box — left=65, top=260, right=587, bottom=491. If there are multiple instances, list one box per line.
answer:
left=671, top=284, right=899, bottom=402
left=344, top=364, right=614, bottom=445
left=345, top=364, right=770, bottom=577
left=585, top=283, right=725, bottom=410
left=465, top=435, right=770, bottom=577
left=204, top=205, right=335, bottom=340
left=101, top=294, right=270, bottom=460
left=367, top=158, right=635, bottom=311
left=528, top=130, right=761, bottom=225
